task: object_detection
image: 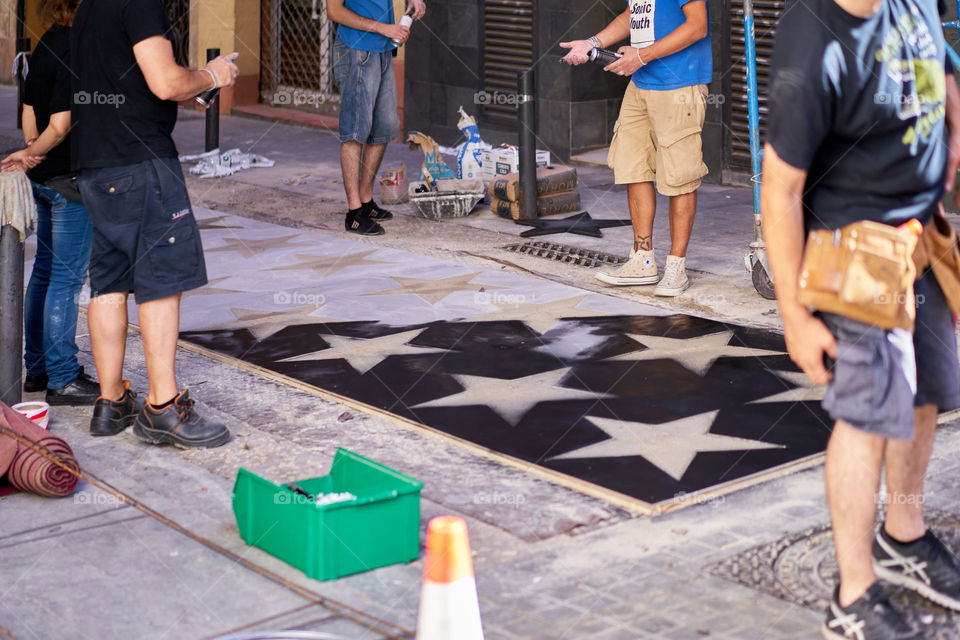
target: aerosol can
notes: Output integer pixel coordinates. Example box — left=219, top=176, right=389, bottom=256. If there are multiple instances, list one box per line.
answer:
left=392, top=14, right=414, bottom=48
left=588, top=47, right=623, bottom=66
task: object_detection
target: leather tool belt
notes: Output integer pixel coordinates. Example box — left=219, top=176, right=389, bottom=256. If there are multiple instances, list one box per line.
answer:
left=797, top=220, right=919, bottom=331
left=912, top=205, right=960, bottom=315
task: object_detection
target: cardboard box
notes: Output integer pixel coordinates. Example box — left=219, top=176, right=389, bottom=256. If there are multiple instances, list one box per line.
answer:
left=488, top=165, right=578, bottom=202
left=480, top=147, right=550, bottom=182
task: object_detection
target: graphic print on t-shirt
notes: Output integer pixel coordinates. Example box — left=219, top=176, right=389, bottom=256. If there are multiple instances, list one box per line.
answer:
left=875, top=5, right=945, bottom=150
left=630, top=0, right=655, bottom=48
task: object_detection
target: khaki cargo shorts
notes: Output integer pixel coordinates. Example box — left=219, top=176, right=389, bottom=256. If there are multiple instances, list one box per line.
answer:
left=607, top=83, right=709, bottom=196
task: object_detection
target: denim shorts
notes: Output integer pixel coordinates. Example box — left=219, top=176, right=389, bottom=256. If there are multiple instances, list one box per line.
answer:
left=79, top=157, right=207, bottom=303
left=820, top=269, right=960, bottom=440
left=333, top=38, right=400, bottom=144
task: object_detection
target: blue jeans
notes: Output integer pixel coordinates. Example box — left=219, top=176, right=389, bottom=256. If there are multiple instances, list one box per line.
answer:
left=24, top=182, right=94, bottom=388
left=333, top=38, right=400, bottom=144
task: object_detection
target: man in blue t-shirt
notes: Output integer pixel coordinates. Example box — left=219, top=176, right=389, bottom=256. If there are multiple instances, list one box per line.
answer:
left=561, top=0, right=711, bottom=297
left=763, top=0, right=960, bottom=636
left=328, top=0, right=425, bottom=236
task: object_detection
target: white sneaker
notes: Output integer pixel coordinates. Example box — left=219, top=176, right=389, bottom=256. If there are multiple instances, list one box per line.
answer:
left=654, top=255, right=689, bottom=296
left=596, top=250, right=658, bottom=286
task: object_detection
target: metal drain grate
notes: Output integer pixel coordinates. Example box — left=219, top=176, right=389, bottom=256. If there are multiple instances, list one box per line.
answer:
left=503, top=242, right=627, bottom=268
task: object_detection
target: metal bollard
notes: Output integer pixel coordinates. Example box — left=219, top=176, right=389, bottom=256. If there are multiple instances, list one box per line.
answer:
left=205, top=48, right=221, bottom=152
left=517, top=68, right=537, bottom=221
left=0, top=224, right=24, bottom=406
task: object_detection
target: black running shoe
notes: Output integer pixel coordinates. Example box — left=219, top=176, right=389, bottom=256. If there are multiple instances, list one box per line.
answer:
left=133, top=389, right=230, bottom=449
left=822, top=583, right=926, bottom=639
left=89, top=381, right=143, bottom=436
left=873, top=526, right=960, bottom=611
left=24, top=372, right=48, bottom=392
left=345, top=209, right=385, bottom=236
left=46, top=366, right=100, bottom=405
left=364, top=201, right=394, bottom=221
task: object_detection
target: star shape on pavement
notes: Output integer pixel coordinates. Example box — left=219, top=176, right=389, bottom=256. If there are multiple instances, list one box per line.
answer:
left=463, top=295, right=615, bottom=335
left=196, top=215, right=243, bottom=230
left=550, top=411, right=784, bottom=480
left=412, top=367, right=614, bottom=425
left=199, top=305, right=345, bottom=340
left=269, top=250, right=397, bottom=278
left=606, top=330, right=784, bottom=376
left=515, top=212, right=632, bottom=239
left=361, top=273, right=508, bottom=305
left=749, top=370, right=826, bottom=404
left=206, top=234, right=312, bottom=259
left=278, top=329, right=448, bottom=374
left=181, top=276, right=244, bottom=299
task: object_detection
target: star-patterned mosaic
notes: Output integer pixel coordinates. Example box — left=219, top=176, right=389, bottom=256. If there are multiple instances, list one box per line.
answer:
left=171, top=209, right=833, bottom=510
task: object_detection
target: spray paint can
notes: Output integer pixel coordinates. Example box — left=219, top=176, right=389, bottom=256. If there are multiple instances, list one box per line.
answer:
left=588, top=47, right=623, bottom=66
left=195, top=87, right=219, bottom=109
left=391, top=14, right=413, bottom=48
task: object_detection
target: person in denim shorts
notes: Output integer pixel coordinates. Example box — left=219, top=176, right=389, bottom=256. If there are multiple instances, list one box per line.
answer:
left=763, top=0, right=960, bottom=636
left=328, top=0, right=425, bottom=236
left=70, top=0, right=239, bottom=448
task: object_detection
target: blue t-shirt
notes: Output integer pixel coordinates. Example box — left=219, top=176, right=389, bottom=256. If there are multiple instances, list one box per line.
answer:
left=337, top=0, right=394, bottom=52
left=629, top=0, right=712, bottom=90
left=766, top=0, right=947, bottom=230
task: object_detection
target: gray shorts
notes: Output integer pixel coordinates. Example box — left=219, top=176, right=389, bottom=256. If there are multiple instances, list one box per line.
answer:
left=820, top=269, right=960, bottom=440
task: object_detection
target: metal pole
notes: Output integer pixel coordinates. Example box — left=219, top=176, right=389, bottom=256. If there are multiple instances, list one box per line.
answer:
left=0, top=225, right=24, bottom=406
left=517, top=68, right=537, bottom=221
left=205, top=48, right=221, bottom=153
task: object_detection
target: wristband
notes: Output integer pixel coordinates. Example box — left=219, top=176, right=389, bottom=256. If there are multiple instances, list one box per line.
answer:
left=588, top=36, right=602, bottom=48
left=201, top=67, right=218, bottom=90
left=636, top=48, right=646, bottom=66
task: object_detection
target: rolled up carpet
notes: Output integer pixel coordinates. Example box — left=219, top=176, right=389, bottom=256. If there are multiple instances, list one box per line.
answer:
left=0, top=402, right=79, bottom=497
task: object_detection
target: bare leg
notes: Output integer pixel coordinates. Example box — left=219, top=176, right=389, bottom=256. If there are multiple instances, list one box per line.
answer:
left=340, top=141, right=364, bottom=210
left=883, top=405, right=937, bottom=542
left=88, top=292, right=129, bottom=401
left=138, top=294, right=181, bottom=406
left=667, top=191, right=697, bottom=258
left=627, top=182, right=656, bottom=252
left=359, top=143, right=388, bottom=203
left=826, top=419, right=887, bottom=606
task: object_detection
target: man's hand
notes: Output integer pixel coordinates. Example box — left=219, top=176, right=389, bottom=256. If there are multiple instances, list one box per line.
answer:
left=205, top=52, right=240, bottom=89
left=378, top=23, right=410, bottom=43
left=782, top=308, right=837, bottom=385
left=605, top=46, right=646, bottom=76
left=559, top=40, right=594, bottom=65
left=406, top=0, right=425, bottom=20
left=1, top=148, right=44, bottom=171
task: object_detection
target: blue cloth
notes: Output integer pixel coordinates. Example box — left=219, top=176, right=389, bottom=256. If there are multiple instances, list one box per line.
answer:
left=629, top=0, right=712, bottom=91
left=24, top=182, right=93, bottom=388
left=333, top=38, right=400, bottom=144
left=337, top=0, right=394, bottom=53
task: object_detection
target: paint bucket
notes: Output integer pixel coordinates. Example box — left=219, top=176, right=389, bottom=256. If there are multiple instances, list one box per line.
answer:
left=12, top=401, right=50, bottom=430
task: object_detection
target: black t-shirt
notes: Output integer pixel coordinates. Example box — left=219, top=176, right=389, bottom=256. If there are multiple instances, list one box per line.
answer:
left=767, top=0, right=948, bottom=231
left=24, top=26, right=73, bottom=184
left=70, top=0, right=179, bottom=170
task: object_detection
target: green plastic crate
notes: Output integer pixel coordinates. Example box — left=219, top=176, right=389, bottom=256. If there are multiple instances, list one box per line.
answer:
left=232, top=448, right=423, bottom=581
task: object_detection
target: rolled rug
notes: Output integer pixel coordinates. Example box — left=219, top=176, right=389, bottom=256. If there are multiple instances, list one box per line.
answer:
left=0, top=403, right=79, bottom=498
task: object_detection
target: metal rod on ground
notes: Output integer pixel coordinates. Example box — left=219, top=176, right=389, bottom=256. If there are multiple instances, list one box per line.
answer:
left=517, top=68, right=537, bottom=221
left=205, top=47, right=221, bottom=153
left=0, top=224, right=24, bottom=406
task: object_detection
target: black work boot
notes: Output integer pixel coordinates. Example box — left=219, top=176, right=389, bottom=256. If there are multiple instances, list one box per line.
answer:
left=46, top=366, right=100, bottom=405
left=24, top=372, right=48, bottom=392
left=89, top=381, right=143, bottom=436
left=132, top=389, right=230, bottom=449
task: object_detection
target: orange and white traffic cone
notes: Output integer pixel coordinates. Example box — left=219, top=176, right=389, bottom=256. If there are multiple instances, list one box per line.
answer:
left=415, top=516, right=484, bottom=640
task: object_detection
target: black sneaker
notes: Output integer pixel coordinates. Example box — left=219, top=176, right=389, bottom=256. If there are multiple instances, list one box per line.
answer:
left=24, top=372, right=48, bottom=392
left=46, top=366, right=100, bottom=406
left=89, top=381, right=143, bottom=436
left=132, top=389, right=230, bottom=449
left=364, top=201, right=394, bottom=221
left=345, top=209, right=385, bottom=236
left=822, top=583, right=926, bottom=639
left=873, top=525, right=960, bottom=610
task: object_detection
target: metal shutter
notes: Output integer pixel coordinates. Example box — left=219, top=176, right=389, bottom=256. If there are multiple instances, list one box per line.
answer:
left=482, top=0, right=535, bottom=124
left=727, top=0, right=783, bottom=172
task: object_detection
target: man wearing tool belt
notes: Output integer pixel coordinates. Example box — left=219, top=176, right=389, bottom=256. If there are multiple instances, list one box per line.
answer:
left=762, top=0, right=960, bottom=636
left=560, top=0, right=711, bottom=296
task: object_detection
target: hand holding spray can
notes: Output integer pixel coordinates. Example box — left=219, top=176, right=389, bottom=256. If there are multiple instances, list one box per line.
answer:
left=391, top=14, right=414, bottom=48
left=587, top=48, right=623, bottom=66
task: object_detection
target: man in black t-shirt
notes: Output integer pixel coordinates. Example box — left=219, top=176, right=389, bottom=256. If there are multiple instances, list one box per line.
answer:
left=762, top=0, right=960, bottom=636
left=70, top=0, right=239, bottom=448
